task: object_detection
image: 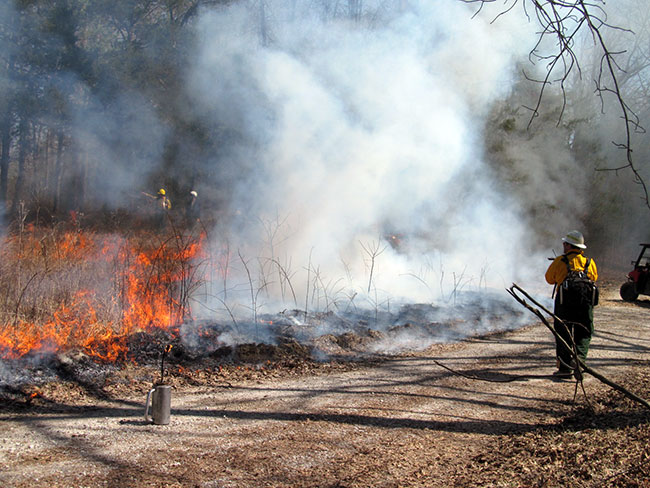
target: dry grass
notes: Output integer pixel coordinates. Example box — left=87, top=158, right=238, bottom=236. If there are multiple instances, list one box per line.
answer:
left=0, top=224, right=206, bottom=361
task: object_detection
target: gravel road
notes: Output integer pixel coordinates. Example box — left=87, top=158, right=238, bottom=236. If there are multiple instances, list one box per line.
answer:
left=2, top=285, right=649, bottom=487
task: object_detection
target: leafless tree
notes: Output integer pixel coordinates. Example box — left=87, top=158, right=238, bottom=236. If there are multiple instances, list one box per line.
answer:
left=463, top=0, right=650, bottom=208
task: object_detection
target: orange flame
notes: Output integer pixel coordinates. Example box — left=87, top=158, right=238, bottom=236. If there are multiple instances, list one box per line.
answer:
left=0, top=230, right=206, bottom=362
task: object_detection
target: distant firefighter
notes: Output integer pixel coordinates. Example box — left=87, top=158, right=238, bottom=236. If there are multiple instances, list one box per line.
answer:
left=185, top=190, right=200, bottom=224
left=155, top=188, right=171, bottom=228
left=157, top=188, right=172, bottom=211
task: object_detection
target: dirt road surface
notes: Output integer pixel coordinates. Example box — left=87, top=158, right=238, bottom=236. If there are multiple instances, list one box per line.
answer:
left=1, top=284, right=650, bottom=487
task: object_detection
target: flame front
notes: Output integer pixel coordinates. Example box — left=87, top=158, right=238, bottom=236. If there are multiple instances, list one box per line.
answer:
left=0, top=229, right=207, bottom=362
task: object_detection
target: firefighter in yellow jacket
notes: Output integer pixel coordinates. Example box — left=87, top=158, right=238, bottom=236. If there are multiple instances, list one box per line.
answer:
left=545, top=230, right=598, bottom=378
left=155, top=188, right=171, bottom=228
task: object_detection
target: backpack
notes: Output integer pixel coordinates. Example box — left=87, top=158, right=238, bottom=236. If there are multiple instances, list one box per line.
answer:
left=559, top=256, right=599, bottom=307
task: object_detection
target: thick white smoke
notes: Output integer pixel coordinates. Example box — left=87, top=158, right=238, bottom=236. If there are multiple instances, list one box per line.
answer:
left=186, top=1, right=551, bottom=321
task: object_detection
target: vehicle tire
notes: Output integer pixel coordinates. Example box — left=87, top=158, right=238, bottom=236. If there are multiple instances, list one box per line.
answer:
left=620, top=281, right=639, bottom=302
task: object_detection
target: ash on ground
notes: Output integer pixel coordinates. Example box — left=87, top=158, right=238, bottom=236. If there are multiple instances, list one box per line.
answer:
left=0, top=290, right=528, bottom=398
left=180, top=290, right=528, bottom=359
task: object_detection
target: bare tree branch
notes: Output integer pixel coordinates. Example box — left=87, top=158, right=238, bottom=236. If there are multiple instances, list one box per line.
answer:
left=462, top=0, right=650, bottom=208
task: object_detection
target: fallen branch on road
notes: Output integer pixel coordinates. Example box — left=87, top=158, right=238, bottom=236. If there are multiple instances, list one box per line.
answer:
left=507, top=283, right=650, bottom=411
left=432, top=359, right=554, bottom=383
left=433, top=359, right=519, bottom=382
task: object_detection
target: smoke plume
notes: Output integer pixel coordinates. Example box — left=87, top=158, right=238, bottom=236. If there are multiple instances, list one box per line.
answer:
left=185, top=0, right=550, bottom=323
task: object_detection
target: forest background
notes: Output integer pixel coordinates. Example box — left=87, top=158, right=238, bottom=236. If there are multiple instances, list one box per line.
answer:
left=2, top=0, right=650, bottom=289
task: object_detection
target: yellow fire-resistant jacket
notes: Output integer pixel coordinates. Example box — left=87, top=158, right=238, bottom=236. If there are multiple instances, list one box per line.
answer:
left=545, top=250, right=598, bottom=285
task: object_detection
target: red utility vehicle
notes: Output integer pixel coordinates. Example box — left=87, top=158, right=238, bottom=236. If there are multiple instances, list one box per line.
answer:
left=620, top=243, right=650, bottom=302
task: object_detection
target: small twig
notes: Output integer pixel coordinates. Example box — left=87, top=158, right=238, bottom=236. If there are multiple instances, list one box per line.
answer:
left=304, top=248, right=313, bottom=323
left=12, top=271, right=39, bottom=327
left=359, top=239, right=386, bottom=293
left=190, top=294, right=239, bottom=332
left=433, top=359, right=528, bottom=383
left=270, top=258, right=298, bottom=306
left=238, top=250, right=257, bottom=327
left=159, top=343, right=172, bottom=385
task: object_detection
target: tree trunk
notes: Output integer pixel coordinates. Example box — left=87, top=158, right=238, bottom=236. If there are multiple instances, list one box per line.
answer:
left=74, top=148, right=87, bottom=212
left=52, top=130, right=65, bottom=215
left=10, top=117, right=28, bottom=219
left=349, top=0, right=362, bottom=21
left=43, top=128, right=51, bottom=198
left=58, top=139, right=82, bottom=216
left=259, top=1, right=269, bottom=46
left=0, top=110, right=11, bottom=210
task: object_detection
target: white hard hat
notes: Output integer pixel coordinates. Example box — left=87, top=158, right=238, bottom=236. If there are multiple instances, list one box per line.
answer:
left=562, top=230, right=586, bottom=249
left=190, top=190, right=198, bottom=197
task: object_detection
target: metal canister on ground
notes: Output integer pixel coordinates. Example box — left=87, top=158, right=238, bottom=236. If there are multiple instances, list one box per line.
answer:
left=144, top=384, right=171, bottom=425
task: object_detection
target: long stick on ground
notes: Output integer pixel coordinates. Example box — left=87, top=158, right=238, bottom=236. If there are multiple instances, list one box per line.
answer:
left=507, top=283, right=650, bottom=410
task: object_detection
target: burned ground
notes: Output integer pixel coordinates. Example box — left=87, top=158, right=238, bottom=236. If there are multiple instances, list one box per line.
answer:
left=1, top=278, right=649, bottom=487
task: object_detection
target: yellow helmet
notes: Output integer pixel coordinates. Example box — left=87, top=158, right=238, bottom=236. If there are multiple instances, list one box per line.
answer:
left=158, top=188, right=166, bottom=196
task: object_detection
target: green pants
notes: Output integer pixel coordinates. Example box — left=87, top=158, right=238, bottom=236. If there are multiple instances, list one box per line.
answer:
left=553, top=295, right=594, bottom=369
